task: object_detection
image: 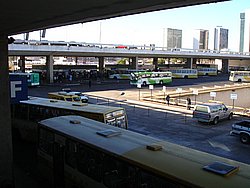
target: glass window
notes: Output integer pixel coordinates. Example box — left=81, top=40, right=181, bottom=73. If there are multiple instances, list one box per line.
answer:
left=38, top=128, right=53, bottom=155
left=65, top=139, right=77, bottom=168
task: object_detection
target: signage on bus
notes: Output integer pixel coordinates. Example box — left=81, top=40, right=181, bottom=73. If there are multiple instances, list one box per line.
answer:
left=9, top=74, right=28, bottom=104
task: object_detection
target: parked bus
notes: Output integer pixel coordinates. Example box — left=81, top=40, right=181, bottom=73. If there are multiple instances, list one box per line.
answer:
left=109, top=69, right=145, bottom=80
left=229, top=71, right=250, bottom=82
left=10, top=72, right=40, bottom=86
left=48, top=91, right=88, bottom=103
left=37, top=115, right=250, bottom=188
left=197, top=68, right=218, bottom=76
left=130, top=71, right=172, bottom=86
left=11, top=97, right=128, bottom=141
left=168, top=69, right=198, bottom=79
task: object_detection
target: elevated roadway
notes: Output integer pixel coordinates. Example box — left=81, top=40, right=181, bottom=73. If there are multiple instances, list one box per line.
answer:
left=8, top=40, right=250, bottom=60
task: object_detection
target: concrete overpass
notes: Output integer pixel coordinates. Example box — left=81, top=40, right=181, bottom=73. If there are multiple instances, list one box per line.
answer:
left=0, top=0, right=229, bottom=186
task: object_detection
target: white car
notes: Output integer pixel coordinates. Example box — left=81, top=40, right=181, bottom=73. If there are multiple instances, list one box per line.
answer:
left=193, top=103, right=233, bottom=124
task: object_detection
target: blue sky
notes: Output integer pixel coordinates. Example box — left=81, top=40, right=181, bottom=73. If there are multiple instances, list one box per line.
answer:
left=13, top=0, right=250, bottom=51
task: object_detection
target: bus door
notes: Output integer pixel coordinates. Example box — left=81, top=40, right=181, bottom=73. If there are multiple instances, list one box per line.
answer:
left=53, top=134, right=65, bottom=188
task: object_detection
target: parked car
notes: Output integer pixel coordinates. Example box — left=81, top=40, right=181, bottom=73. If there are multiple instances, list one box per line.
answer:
left=230, top=120, right=250, bottom=144
left=193, top=103, right=233, bottom=124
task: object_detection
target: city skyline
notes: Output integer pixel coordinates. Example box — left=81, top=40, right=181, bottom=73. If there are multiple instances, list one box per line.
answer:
left=12, top=0, right=250, bottom=52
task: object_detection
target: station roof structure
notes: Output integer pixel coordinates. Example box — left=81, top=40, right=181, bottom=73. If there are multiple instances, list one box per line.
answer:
left=1, top=0, right=228, bottom=36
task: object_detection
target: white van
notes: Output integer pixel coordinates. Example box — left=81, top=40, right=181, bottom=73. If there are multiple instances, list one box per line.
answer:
left=193, top=103, right=233, bottom=124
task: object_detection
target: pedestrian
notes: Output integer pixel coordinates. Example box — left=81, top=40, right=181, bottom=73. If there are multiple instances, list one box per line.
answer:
left=88, top=79, right=92, bottom=88
left=166, top=95, right=170, bottom=106
left=187, top=97, right=191, bottom=110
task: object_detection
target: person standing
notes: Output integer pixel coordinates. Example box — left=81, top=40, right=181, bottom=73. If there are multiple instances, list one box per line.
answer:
left=187, top=97, right=191, bottom=110
left=88, top=79, right=92, bottom=88
left=166, top=95, right=170, bottom=106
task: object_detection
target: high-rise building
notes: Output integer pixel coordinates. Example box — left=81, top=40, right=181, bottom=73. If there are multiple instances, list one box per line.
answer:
left=239, top=10, right=250, bottom=52
left=193, top=29, right=209, bottom=50
left=214, top=26, right=228, bottom=51
left=163, top=28, right=182, bottom=49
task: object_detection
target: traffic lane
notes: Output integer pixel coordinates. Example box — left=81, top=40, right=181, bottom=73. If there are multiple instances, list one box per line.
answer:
left=120, top=103, right=250, bottom=164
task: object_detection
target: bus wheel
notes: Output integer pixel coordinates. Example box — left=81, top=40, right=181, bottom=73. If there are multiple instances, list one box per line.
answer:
left=238, top=79, right=242, bottom=82
left=240, top=133, right=250, bottom=144
left=205, top=73, right=208, bottom=76
left=114, top=76, right=117, bottom=80
left=160, top=80, right=163, bottom=85
left=184, top=75, right=188, bottom=79
left=143, top=81, right=147, bottom=86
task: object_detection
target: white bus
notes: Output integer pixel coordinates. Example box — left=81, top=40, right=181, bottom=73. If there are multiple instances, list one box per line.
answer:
left=130, top=71, right=172, bottom=86
left=197, top=68, right=218, bottom=76
left=229, top=71, right=250, bottom=82
left=109, top=69, right=145, bottom=80
left=169, top=69, right=198, bottom=79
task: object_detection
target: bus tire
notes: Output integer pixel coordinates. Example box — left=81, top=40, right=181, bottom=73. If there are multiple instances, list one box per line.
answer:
left=238, top=79, right=242, bottom=82
left=184, top=75, right=188, bottom=79
left=240, top=133, right=250, bottom=144
left=159, top=80, right=163, bottom=85
left=143, top=81, right=147, bottom=86
left=113, top=76, right=117, bottom=80
left=213, top=117, right=219, bottom=125
left=205, top=73, right=208, bottom=76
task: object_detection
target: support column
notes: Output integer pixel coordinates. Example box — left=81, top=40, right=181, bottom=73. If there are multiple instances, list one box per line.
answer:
left=19, top=55, right=25, bottom=72
left=98, top=56, right=104, bottom=73
left=130, top=57, right=138, bottom=70
left=153, top=57, right=158, bottom=71
left=75, top=57, right=78, bottom=65
left=46, top=55, right=54, bottom=84
left=0, top=36, right=14, bottom=187
left=222, top=59, right=229, bottom=74
left=186, top=58, right=196, bottom=69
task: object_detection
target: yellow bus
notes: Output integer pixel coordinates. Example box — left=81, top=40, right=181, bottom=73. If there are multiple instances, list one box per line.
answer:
left=11, top=97, right=128, bottom=141
left=37, top=115, right=250, bottom=188
left=169, top=69, right=198, bottom=79
left=48, top=91, right=88, bottom=103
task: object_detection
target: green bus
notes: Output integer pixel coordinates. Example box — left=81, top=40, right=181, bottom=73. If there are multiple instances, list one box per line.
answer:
left=130, top=71, right=172, bottom=86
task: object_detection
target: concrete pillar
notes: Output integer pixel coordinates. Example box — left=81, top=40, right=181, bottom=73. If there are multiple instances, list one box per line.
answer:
left=130, top=57, right=138, bottom=70
left=0, top=36, right=14, bottom=187
left=186, top=58, right=196, bottom=69
left=153, top=57, right=158, bottom=71
left=222, top=59, right=229, bottom=74
left=46, top=55, right=54, bottom=83
left=19, top=55, right=25, bottom=72
left=98, top=56, right=104, bottom=73
left=75, top=57, right=78, bottom=65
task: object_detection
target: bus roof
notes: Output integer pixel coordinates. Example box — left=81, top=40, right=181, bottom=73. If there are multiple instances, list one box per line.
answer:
left=20, top=97, right=124, bottom=114
left=39, top=115, right=250, bottom=188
